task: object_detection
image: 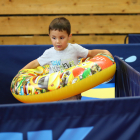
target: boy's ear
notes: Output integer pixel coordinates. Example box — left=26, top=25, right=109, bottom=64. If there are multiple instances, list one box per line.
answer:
left=69, top=34, right=72, bottom=40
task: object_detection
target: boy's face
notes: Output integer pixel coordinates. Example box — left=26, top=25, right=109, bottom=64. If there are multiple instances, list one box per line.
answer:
left=49, top=30, right=72, bottom=51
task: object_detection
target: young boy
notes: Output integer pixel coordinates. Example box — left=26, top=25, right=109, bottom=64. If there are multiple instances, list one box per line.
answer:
left=20, top=17, right=113, bottom=100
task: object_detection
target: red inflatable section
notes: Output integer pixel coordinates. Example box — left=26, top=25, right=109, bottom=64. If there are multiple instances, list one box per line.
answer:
left=89, top=55, right=113, bottom=69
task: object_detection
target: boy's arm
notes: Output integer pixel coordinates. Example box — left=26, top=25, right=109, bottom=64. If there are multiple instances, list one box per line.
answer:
left=87, top=49, right=113, bottom=58
left=20, top=59, right=40, bottom=71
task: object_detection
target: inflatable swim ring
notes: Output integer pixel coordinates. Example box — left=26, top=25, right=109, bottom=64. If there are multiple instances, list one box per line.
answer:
left=11, top=53, right=116, bottom=103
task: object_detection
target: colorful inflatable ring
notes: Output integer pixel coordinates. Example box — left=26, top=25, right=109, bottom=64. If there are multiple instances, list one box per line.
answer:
left=11, top=53, right=116, bottom=103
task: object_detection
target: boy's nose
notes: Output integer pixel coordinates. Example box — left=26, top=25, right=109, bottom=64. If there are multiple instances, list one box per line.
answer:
left=56, top=39, right=60, bottom=43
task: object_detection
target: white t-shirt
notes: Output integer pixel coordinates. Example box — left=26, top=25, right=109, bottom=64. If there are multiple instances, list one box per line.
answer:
left=37, top=43, right=88, bottom=73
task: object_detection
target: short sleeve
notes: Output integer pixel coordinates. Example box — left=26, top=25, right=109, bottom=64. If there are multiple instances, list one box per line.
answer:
left=73, top=44, right=88, bottom=58
left=37, top=48, right=53, bottom=66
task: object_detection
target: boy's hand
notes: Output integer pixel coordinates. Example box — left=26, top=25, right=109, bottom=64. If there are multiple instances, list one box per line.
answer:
left=87, top=49, right=113, bottom=59
left=19, top=59, right=40, bottom=72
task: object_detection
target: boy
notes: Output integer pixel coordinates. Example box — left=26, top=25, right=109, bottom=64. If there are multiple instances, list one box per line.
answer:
left=20, top=17, right=113, bottom=100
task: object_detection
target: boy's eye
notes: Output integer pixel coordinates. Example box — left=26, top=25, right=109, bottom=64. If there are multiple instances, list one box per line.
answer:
left=60, top=37, right=64, bottom=39
left=52, top=37, right=56, bottom=39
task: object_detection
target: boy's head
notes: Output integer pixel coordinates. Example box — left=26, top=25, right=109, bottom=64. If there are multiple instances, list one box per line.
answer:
left=49, top=17, right=71, bottom=36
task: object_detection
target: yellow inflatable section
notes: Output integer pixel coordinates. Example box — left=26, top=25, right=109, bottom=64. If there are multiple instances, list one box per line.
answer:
left=11, top=53, right=116, bottom=103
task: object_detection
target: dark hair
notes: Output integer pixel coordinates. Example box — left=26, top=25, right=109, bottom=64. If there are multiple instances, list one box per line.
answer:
left=49, top=17, right=71, bottom=35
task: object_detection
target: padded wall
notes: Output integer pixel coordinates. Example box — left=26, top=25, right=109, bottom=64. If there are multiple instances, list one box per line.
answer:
left=115, top=56, right=140, bottom=97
